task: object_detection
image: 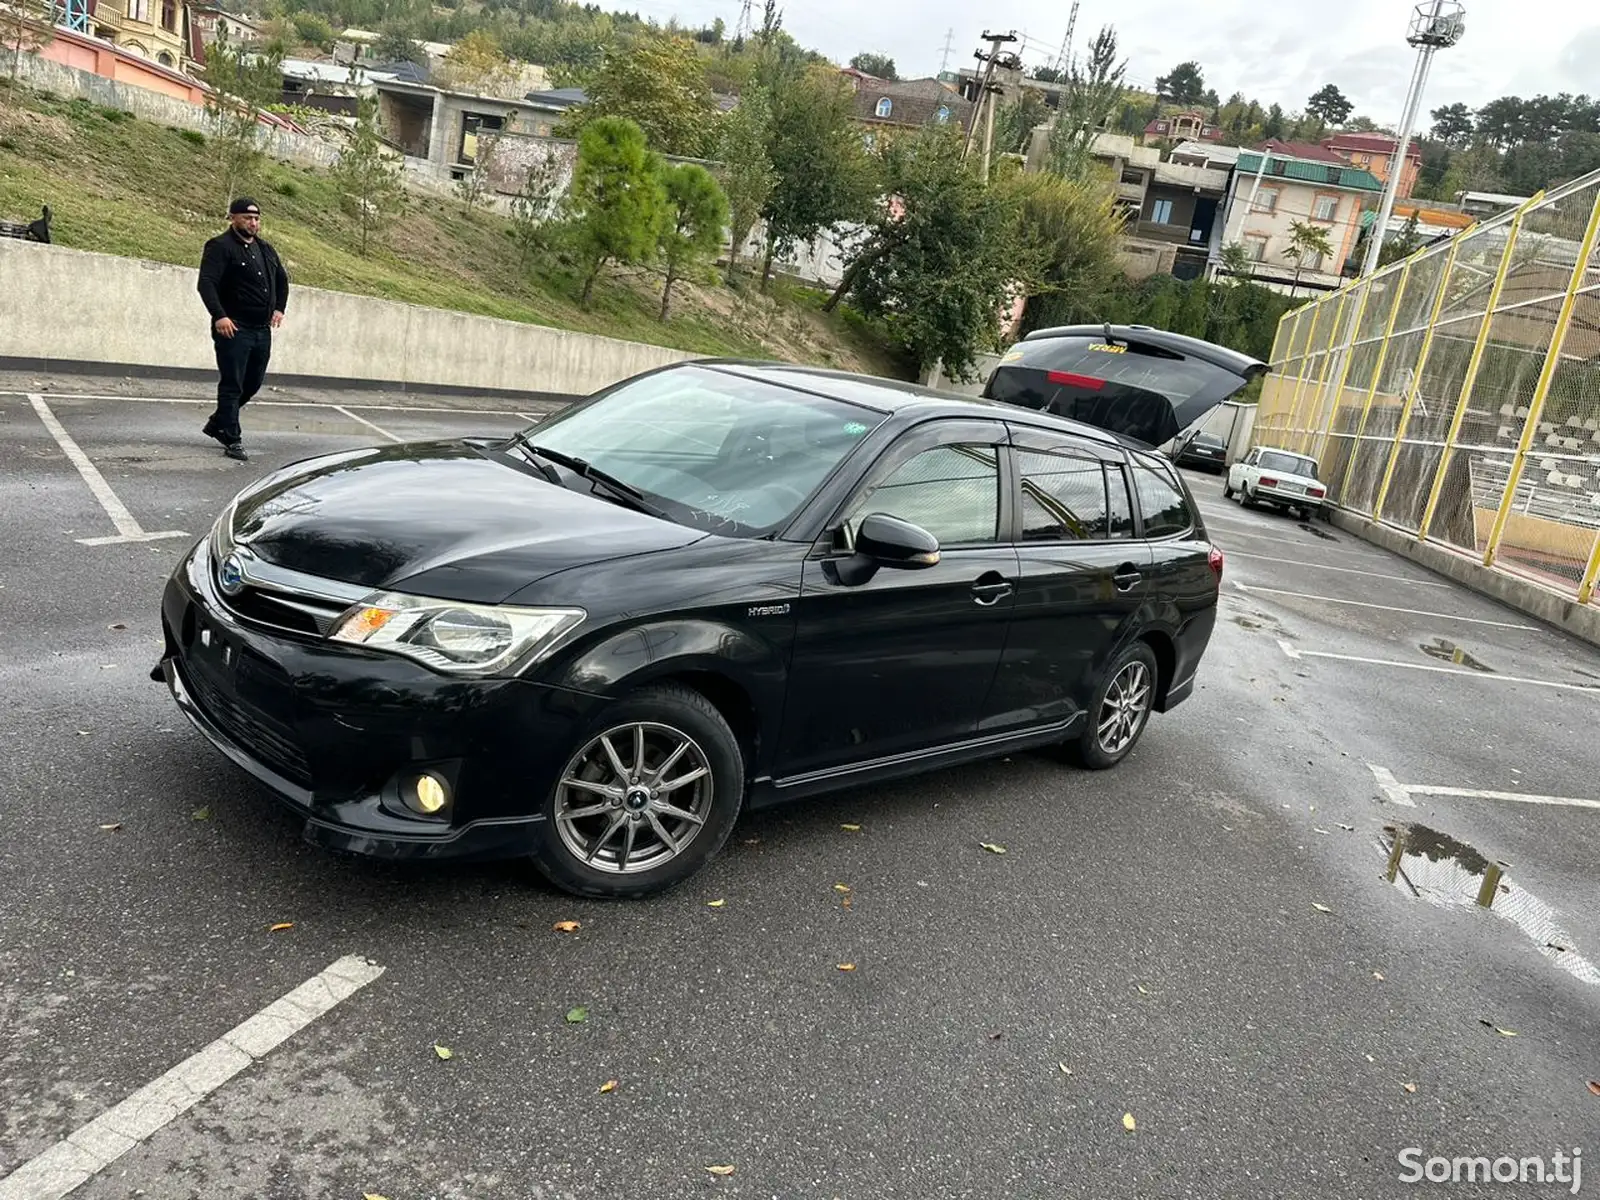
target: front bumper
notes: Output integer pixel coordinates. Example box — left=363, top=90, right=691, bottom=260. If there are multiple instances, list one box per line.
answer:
left=158, top=540, right=607, bottom=861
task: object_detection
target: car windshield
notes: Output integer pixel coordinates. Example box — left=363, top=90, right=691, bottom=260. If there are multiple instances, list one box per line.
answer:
left=512, top=365, right=887, bottom=537
left=1258, top=451, right=1319, bottom=478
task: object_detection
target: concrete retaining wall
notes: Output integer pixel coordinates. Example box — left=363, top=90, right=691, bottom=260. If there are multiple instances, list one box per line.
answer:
left=1328, top=510, right=1600, bottom=648
left=0, top=240, right=695, bottom=398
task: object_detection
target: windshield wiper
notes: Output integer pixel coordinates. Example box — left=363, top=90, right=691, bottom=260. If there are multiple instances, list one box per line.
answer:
left=505, top=433, right=669, bottom=519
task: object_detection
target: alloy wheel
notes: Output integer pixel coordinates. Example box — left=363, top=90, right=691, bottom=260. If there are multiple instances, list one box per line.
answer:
left=1096, top=661, right=1152, bottom=756
left=554, top=722, right=713, bottom=874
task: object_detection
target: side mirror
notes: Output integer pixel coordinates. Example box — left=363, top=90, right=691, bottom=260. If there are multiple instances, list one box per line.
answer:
left=856, top=513, right=940, bottom=568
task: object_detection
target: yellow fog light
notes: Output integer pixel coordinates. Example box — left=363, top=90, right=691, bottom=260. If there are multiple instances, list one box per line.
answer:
left=406, top=772, right=450, bottom=815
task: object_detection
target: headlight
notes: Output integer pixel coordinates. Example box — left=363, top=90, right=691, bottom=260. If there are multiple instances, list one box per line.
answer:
left=330, top=592, right=585, bottom=676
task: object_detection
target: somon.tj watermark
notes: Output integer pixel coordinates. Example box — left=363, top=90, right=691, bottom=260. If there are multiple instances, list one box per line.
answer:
left=1399, top=1147, right=1582, bottom=1193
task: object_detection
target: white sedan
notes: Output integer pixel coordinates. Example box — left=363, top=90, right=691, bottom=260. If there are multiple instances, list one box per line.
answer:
left=1224, top=447, right=1328, bottom=519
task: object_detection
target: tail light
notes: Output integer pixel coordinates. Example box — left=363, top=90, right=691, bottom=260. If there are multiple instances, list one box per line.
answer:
left=1259, top=476, right=1279, bottom=488
left=1309, top=487, right=1326, bottom=498
left=1208, top=545, right=1224, bottom=583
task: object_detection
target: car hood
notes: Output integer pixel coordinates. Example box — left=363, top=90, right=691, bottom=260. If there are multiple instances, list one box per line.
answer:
left=228, top=440, right=706, bottom=603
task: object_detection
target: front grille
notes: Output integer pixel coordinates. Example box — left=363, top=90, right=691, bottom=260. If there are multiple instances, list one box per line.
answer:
left=221, top=584, right=349, bottom=637
left=186, top=661, right=312, bottom=787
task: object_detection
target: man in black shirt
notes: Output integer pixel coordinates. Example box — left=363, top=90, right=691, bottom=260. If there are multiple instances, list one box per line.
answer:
left=197, top=197, right=289, bottom=461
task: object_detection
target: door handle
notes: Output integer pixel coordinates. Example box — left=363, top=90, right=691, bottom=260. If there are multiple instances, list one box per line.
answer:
left=1112, top=564, right=1144, bottom=592
left=971, top=575, right=1014, bottom=606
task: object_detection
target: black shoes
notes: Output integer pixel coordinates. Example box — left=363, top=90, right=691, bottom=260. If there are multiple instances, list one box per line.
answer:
left=206, top=420, right=249, bottom=460
left=224, top=442, right=249, bottom=461
left=202, top=418, right=228, bottom=445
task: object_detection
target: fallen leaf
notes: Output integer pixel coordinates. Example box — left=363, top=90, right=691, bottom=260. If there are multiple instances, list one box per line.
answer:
left=99, top=822, right=122, bottom=832
left=1059, top=1062, right=1072, bottom=1075
left=836, top=963, right=856, bottom=972
left=1365, top=1054, right=1374, bottom=1063
left=599, top=1079, right=618, bottom=1093
left=434, top=1044, right=453, bottom=1060
left=842, top=895, right=852, bottom=909
left=706, top=899, right=726, bottom=908
left=1136, top=985, right=1148, bottom=995
left=552, top=920, right=580, bottom=933
left=108, top=622, right=127, bottom=630
left=1402, top=1083, right=1417, bottom=1094
left=988, top=1032, right=1003, bottom=1041
left=1312, top=903, right=1333, bottom=914
left=1497, top=1028, right=1517, bottom=1037
left=1122, top=1112, right=1137, bottom=1132
left=192, top=807, right=211, bottom=821
left=840, top=823, right=861, bottom=832
left=980, top=842, right=1007, bottom=855
left=706, top=1165, right=735, bottom=1177
left=267, top=922, right=293, bottom=933
left=1373, top=971, right=1385, bottom=981
left=833, top=883, right=852, bottom=893
left=565, top=1007, right=589, bottom=1024
left=1587, top=1081, right=1600, bottom=1097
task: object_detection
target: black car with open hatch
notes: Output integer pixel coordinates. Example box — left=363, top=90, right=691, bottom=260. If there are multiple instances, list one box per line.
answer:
left=156, top=356, right=1231, bottom=898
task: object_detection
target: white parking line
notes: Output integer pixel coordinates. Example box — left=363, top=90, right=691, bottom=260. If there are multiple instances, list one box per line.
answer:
left=1233, top=581, right=1538, bottom=630
left=1368, top=764, right=1600, bottom=811
left=0, top=955, right=385, bottom=1200
left=1368, top=764, right=1416, bottom=807
left=1230, top=551, right=1451, bottom=587
left=14, top=391, right=540, bottom=417
left=26, top=395, right=186, bottom=547
left=1279, top=639, right=1600, bottom=694
left=333, top=404, right=403, bottom=443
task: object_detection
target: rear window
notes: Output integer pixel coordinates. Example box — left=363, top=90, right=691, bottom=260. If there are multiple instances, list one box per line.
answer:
left=1131, top=460, right=1195, bottom=538
left=1002, top=337, right=1243, bottom=409
left=1258, top=451, right=1319, bottom=478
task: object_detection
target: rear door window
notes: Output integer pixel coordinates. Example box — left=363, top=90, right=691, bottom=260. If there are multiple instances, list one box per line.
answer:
left=1130, top=460, right=1195, bottom=538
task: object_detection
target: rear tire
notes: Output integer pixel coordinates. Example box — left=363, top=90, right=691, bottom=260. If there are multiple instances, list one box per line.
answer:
left=530, top=684, right=744, bottom=899
left=1067, top=641, right=1159, bottom=770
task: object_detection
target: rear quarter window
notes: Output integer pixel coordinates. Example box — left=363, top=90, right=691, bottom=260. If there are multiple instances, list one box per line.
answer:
left=1131, top=460, right=1195, bottom=538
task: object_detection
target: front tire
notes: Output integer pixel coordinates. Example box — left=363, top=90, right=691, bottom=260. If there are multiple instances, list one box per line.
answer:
left=531, top=684, right=744, bottom=899
left=1223, top=480, right=1235, bottom=499
left=1067, top=641, right=1158, bottom=770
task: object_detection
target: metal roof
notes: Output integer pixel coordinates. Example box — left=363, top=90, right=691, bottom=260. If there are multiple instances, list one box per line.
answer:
left=1235, top=152, right=1383, bottom=192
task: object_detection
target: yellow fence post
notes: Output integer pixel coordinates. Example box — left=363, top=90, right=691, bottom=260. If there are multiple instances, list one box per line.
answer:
left=1416, top=196, right=1541, bottom=541
left=1372, top=239, right=1462, bottom=522
left=1335, top=261, right=1410, bottom=505
left=1311, top=283, right=1372, bottom=464
left=1482, top=186, right=1600, bottom=567
left=1577, top=531, right=1600, bottom=605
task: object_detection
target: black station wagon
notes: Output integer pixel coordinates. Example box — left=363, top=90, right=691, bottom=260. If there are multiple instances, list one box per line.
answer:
left=156, top=360, right=1226, bottom=897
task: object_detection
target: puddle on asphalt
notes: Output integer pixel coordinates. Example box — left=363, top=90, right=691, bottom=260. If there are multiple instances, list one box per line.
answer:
left=1296, top=522, right=1339, bottom=542
left=1419, top=637, right=1494, bottom=672
left=1379, top=822, right=1599, bottom=986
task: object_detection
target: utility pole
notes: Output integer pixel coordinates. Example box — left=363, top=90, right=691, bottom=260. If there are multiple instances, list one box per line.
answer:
left=938, top=28, right=955, bottom=76
left=1361, top=0, right=1465, bottom=276
left=733, top=0, right=754, bottom=43
left=1053, top=0, right=1079, bottom=74
left=963, top=29, right=1016, bottom=169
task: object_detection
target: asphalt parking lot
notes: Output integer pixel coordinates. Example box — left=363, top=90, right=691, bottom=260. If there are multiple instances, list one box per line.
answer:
left=2, top=382, right=1597, bottom=1200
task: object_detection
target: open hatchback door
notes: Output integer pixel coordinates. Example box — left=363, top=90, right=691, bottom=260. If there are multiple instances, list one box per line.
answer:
left=981, top=324, right=1268, bottom=447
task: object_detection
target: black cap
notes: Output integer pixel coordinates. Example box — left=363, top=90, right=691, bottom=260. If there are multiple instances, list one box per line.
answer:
left=228, top=197, right=261, bottom=215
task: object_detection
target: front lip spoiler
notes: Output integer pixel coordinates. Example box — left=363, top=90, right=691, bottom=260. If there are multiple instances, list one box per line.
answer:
left=160, top=656, right=545, bottom=860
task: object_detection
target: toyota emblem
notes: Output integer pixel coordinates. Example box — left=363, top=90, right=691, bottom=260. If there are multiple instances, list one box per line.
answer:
left=218, top=553, right=246, bottom=596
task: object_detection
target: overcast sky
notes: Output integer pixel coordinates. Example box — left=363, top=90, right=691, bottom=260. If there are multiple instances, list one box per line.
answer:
left=628, top=0, right=1600, bottom=121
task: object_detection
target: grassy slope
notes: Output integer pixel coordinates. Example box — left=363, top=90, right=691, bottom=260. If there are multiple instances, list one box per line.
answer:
left=0, top=86, right=907, bottom=377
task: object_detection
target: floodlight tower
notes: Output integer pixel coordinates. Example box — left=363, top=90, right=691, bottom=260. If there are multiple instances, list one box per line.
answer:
left=1360, top=0, right=1466, bottom=277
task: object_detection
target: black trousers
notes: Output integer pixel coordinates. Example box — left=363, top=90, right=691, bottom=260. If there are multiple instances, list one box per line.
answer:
left=209, top=327, right=272, bottom=442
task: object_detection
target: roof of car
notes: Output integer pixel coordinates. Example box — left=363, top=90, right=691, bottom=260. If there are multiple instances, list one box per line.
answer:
left=689, top=359, right=1150, bottom=454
